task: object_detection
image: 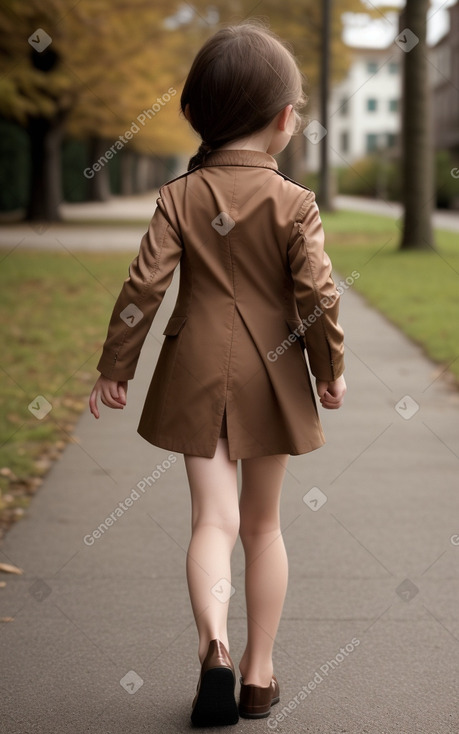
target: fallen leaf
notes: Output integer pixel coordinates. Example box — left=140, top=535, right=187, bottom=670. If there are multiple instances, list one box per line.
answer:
left=34, top=458, right=53, bottom=474
left=0, top=562, right=24, bottom=575
left=0, top=467, right=14, bottom=477
left=25, top=477, right=43, bottom=494
left=0, top=617, right=14, bottom=622
left=0, top=581, right=6, bottom=587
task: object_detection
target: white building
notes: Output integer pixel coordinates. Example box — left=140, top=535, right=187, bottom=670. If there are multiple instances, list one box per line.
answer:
left=305, top=44, right=402, bottom=172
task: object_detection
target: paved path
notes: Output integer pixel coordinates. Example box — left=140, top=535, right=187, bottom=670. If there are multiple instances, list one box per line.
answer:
left=0, top=194, right=156, bottom=253
left=1, top=252, right=458, bottom=733
left=60, top=192, right=161, bottom=221
left=0, top=193, right=458, bottom=256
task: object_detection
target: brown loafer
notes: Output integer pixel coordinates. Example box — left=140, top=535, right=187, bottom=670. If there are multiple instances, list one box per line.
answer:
left=239, top=675, right=280, bottom=719
left=191, top=639, right=239, bottom=727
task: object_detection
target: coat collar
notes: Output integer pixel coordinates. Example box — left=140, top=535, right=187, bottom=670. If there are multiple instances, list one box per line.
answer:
left=200, top=149, right=278, bottom=171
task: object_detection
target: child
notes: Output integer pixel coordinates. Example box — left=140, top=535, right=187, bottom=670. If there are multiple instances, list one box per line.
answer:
left=89, top=21, right=346, bottom=727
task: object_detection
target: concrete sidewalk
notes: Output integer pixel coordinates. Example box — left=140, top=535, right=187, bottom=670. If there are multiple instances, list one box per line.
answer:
left=1, top=268, right=459, bottom=733
left=0, top=192, right=458, bottom=256
left=0, top=193, right=157, bottom=253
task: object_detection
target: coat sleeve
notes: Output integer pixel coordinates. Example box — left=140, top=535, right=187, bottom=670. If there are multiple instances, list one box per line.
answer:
left=287, top=191, right=345, bottom=382
left=96, top=195, right=182, bottom=381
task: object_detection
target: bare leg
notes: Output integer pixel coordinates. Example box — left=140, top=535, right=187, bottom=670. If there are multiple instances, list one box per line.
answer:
left=238, top=453, right=289, bottom=687
left=184, top=438, right=240, bottom=663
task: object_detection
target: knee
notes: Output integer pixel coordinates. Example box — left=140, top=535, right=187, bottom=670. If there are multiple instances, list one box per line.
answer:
left=239, top=514, right=280, bottom=547
left=192, top=511, right=240, bottom=545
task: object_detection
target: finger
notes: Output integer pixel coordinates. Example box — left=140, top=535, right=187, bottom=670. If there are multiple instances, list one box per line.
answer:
left=100, top=393, right=125, bottom=409
left=108, top=383, right=126, bottom=405
left=89, top=388, right=100, bottom=419
left=319, top=393, right=343, bottom=408
left=323, top=391, right=341, bottom=403
left=327, top=391, right=344, bottom=403
left=321, top=396, right=344, bottom=409
left=117, top=383, right=127, bottom=405
left=321, top=401, right=342, bottom=410
left=322, top=392, right=343, bottom=403
left=316, top=381, right=328, bottom=398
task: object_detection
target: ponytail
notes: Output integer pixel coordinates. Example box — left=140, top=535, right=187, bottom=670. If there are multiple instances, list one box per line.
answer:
left=187, top=141, right=212, bottom=171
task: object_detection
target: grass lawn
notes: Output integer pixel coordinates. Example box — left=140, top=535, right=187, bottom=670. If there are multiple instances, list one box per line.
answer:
left=0, top=210, right=458, bottom=533
left=0, top=248, right=132, bottom=534
left=322, top=211, right=459, bottom=384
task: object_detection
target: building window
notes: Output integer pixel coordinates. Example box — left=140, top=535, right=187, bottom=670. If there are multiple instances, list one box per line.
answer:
left=367, top=60, right=378, bottom=74
left=386, top=133, right=397, bottom=148
left=366, top=134, right=378, bottom=153
left=367, top=98, right=378, bottom=112
left=389, top=99, right=399, bottom=112
left=388, top=61, right=399, bottom=74
left=339, top=97, right=349, bottom=116
left=340, top=131, right=349, bottom=153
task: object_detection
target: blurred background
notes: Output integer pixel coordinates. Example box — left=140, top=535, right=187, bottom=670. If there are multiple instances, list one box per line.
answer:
left=0, top=0, right=458, bottom=219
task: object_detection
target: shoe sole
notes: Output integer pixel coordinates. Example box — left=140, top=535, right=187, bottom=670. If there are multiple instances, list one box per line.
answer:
left=239, top=695, right=280, bottom=719
left=191, top=667, right=239, bottom=727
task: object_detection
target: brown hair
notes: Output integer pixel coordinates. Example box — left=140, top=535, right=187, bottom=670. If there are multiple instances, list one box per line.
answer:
left=181, top=22, right=306, bottom=170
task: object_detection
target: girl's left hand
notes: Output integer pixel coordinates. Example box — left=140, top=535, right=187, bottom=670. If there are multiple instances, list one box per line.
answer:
left=89, top=376, right=128, bottom=419
left=316, top=374, right=346, bottom=410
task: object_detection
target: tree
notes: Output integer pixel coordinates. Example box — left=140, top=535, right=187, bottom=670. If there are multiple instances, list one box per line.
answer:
left=0, top=0, right=367, bottom=219
left=0, top=0, right=197, bottom=219
left=399, top=0, right=435, bottom=251
left=318, top=0, right=332, bottom=209
left=26, top=43, right=66, bottom=220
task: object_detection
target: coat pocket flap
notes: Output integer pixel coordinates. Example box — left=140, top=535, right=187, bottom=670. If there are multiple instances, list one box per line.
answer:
left=163, top=315, right=187, bottom=336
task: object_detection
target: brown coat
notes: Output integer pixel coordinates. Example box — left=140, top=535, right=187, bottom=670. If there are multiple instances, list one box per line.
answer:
left=97, top=149, right=344, bottom=459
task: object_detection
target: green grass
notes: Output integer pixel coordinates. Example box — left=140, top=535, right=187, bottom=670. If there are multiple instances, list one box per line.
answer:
left=0, top=248, right=132, bottom=530
left=321, top=211, right=459, bottom=382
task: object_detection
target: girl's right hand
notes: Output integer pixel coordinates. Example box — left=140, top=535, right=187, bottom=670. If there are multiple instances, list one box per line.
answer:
left=316, top=375, right=347, bottom=410
left=89, top=376, right=128, bottom=419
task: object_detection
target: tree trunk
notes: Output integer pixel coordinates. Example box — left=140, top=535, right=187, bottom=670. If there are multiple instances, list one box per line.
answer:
left=134, top=154, right=150, bottom=193
left=399, top=0, right=435, bottom=250
left=317, top=0, right=332, bottom=210
left=155, top=156, right=174, bottom=186
left=147, top=157, right=156, bottom=189
left=120, top=150, right=135, bottom=195
left=276, top=135, right=306, bottom=181
left=88, top=137, right=111, bottom=201
left=26, top=114, right=64, bottom=221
